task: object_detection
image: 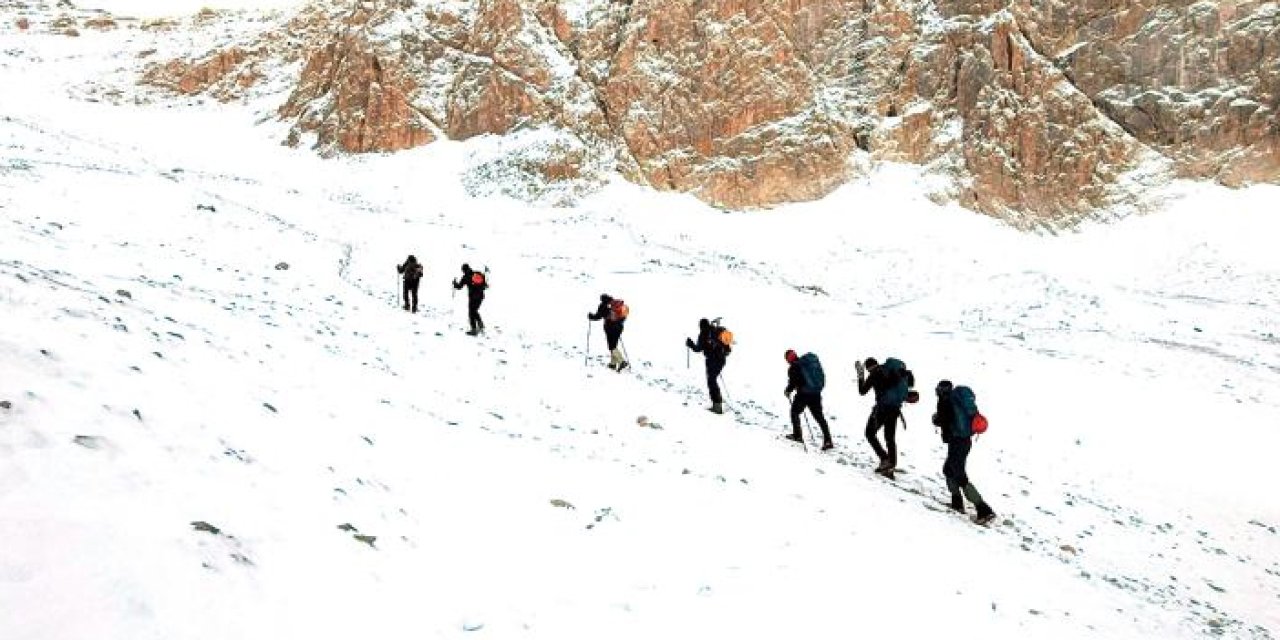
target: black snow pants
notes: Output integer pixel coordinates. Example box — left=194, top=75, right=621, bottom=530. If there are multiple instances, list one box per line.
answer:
left=791, top=392, right=832, bottom=443
left=866, top=405, right=900, bottom=467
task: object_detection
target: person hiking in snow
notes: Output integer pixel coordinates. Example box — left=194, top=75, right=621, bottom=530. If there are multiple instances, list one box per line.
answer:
left=856, top=356, right=914, bottom=478
left=932, top=380, right=997, bottom=525
left=588, top=294, right=629, bottom=371
left=452, top=263, right=487, bottom=335
left=396, top=255, right=423, bottom=313
left=685, top=318, right=729, bottom=414
left=784, top=349, right=833, bottom=450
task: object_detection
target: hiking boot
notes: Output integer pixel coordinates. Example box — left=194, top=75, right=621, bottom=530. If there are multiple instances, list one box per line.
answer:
left=875, top=457, right=891, bottom=472
left=785, top=433, right=804, bottom=444
left=821, top=440, right=834, bottom=451
left=973, top=504, right=996, bottom=526
left=403, top=304, right=410, bottom=311
left=949, top=494, right=965, bottom=513
left=709, top=402, right=724, bottom=414
left=465, top=329, right=479, bottom=336
left=606, top=362, right=617, bottom=371
left=616, top=361, right=629, bottom=372
left=876, top=467, right=895, bottom=480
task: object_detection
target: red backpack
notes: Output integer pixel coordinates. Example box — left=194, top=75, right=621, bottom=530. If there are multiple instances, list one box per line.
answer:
left=608, top=299, right=629, bottom=321
left=470, top=272, right=486, bottom=286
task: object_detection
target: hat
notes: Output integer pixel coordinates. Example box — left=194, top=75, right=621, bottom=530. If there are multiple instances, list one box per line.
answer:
left=600, top=294, right=612, bottom=303
left=935, top=379, right=954, bottom=395
left=785, top=349, right=798, bottom=363
left=863, top=357, right=879, bottom=369
left=461, top=263, right=471, bottom=273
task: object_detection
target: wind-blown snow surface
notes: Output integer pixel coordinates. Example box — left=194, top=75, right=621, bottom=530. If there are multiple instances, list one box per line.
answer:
left=3, top=12, right=1280, bottom=640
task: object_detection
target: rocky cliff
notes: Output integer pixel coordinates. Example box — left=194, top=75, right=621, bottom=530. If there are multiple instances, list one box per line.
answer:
left=139, top=0, right=1279, bottom=225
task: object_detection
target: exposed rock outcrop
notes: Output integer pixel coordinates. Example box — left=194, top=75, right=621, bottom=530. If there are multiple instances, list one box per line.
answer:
left=139, top=0, right=1279, bottom=225
left=141, top=47, right=263, bottom=99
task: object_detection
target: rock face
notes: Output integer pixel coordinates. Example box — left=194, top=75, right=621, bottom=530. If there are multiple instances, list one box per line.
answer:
left=142, top=47, right=263, bottom=99
left=1013, top=0, right=1279, bottom=187
left=142, top=0, right=1280, bottom=225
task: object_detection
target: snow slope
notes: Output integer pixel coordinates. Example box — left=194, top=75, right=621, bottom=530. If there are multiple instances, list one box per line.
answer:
left=3, top=8, right=1280, bottom=640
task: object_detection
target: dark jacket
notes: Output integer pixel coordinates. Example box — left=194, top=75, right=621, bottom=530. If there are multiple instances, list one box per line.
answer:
left=857, top=367, right=894, bottom=403
left=932, top=390, right=971, bottom=442
left=398, top=258, right=423, bottom=284
left=932, top=391, right=954, bottom=442
left=688, top=324, right=727, bottom=361
left=453, top=268, right=487, bottom=300
left=589, top=299, right=624, bottom=329
left=785, top=362, right=811, bottom=395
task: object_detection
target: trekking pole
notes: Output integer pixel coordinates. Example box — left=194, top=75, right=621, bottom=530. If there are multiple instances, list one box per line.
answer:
left=719, top=373, right=730, bottom=404
left=584, top=321, right=591, bottom=366
left=787, top=398, right=807, bottom=453
left=802, top=413, right=819, bottom=449
left=619, top=338, right=631, bottom=366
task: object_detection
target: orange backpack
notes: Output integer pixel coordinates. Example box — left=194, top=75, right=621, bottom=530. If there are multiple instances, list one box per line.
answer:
left=470, top=272, right=486, bottom=286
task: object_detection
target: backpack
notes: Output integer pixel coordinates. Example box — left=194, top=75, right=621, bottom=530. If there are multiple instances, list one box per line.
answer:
left=470, top=272, right=486, bottom=287
left=951, top=386, right=986, bottom=437
left=710, top=320, right=733, bottom=355
left=878, top=357, right=914, bottom=407
left=797, top=353, right=825, bottom=393
left=608, top=299, right=629, bottom=322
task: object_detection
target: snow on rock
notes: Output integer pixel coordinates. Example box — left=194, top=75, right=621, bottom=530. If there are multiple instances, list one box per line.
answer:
left=13, top=0, right=1280, bottom=223
left=1, top=15, right=1280, bottom=638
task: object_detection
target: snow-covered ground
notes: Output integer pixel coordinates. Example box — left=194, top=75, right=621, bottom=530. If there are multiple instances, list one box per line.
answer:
left=2, top=6, right=1280, bottom=639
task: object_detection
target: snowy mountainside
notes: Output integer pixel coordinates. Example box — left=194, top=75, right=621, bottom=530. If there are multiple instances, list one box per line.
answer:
left=3, top=10, right=1280, bottom=639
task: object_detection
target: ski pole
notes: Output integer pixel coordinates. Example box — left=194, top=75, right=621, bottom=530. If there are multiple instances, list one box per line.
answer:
left=584, top=321, right=591, bottom=366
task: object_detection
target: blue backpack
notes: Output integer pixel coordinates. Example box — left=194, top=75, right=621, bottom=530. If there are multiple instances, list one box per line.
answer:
left=878, top=357, right=914, bottom=408
left=950, top=386, right=980, bottom=438
left=797, top=353, right=825, bottom=393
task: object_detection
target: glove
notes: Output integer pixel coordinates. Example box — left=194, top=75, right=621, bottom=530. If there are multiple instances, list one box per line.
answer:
left=685, top=337, right=695, bottom=349
left=785, top=390, right=792, bottom=400
left=587, top=313, right=594, bottom=320
left=854, top=360, right=865, bottom=376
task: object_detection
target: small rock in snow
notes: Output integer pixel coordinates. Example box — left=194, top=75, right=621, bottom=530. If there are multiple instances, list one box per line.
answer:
left=353, top=534, right=377, bottom=548
left=550, top=499, right=575, bottom=510
left=115, top=288, right=131, bottom=299
left=263, top=402, right=277, bottom=413
left=462, top=621, right=484, bottom=632
left=191, top=521, right=221, bottom=535
left=0, top=400, right=10, bottom=410
left=274, top=262, right=289, bottom=271
left=73, top=435, right=104, bottom=449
